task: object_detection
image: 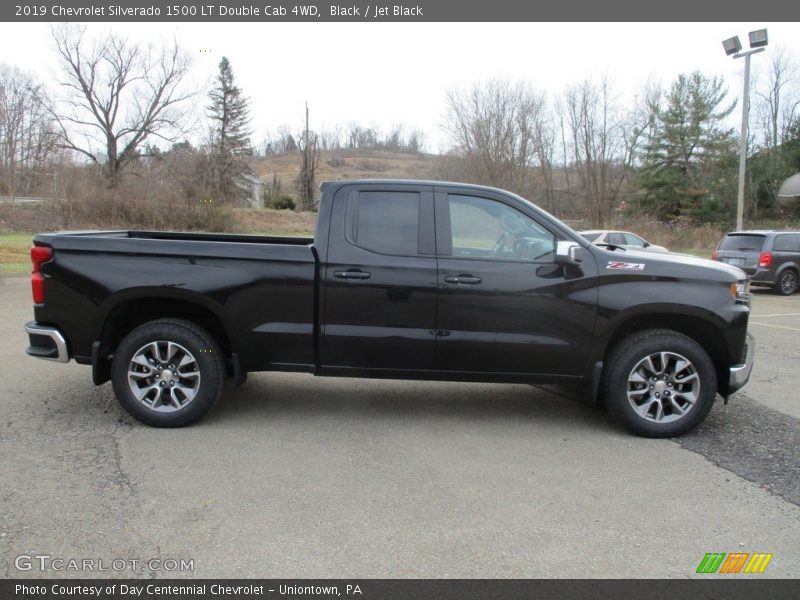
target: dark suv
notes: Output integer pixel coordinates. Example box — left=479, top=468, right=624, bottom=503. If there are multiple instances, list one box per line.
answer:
left=713, top=230, right=800, bottom=295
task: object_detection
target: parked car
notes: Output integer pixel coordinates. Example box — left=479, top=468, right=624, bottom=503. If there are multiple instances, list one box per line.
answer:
left=712, top=230, right=800, bottom=295
left=580, top=230, right=669, bottom=253
left=25, top=179, right=753, bottom=437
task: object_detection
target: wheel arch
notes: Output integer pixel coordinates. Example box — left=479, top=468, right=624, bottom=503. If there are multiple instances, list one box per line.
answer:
left=775, top=262, right=799, bottom=284
left=93, top=289, right=239, bottom=385
left=601, top=311, right=730, bottom=397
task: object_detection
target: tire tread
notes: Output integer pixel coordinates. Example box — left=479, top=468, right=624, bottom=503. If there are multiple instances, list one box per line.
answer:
left=602, top=329, right=717, bottom=437
left=111, top=318, right=225, bottom=427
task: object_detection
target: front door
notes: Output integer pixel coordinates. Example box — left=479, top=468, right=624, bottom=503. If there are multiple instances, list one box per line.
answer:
left=434, top=189, right=596, bottom=377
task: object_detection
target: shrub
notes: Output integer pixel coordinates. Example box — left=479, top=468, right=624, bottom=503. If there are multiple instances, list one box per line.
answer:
left=271, top=195, right=296, bottom=210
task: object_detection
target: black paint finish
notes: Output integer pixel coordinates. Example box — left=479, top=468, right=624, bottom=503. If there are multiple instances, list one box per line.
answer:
left=29, top=179, right=751, bottom=395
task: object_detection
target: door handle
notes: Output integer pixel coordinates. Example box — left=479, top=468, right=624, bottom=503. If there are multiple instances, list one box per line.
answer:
left=444, top=275, right=482, bottom=285
left=334, top=270, right=371, bottom=280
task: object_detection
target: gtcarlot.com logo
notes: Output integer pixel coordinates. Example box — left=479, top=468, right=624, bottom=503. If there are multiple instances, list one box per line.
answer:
left=14, top=553, right=194, bottom=573
left=696, top=552, right=773, bottom=574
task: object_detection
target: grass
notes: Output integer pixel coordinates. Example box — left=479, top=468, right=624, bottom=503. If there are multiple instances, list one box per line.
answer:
left=0, top=233, right=32, bottom=274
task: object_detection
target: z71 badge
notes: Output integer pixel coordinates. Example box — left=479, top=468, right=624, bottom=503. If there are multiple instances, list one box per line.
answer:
left=607, top=261, right=645, bottom=271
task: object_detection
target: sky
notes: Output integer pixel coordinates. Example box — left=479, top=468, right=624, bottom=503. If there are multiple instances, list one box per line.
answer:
left=0, top=21, right=798, bottom=151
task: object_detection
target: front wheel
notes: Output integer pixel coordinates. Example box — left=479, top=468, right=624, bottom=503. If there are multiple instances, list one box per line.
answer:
left=111, top=319, right=225, bottom=427
left=602, top=330, right=717, bottom=437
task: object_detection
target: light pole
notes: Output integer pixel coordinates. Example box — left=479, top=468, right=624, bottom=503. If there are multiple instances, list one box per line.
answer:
left=722, top=29, right=768, bottom=232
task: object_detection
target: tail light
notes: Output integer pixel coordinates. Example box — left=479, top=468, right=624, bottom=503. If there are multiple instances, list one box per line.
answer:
left=31, top=245, right=52, bottom=304
left=711, top=250, right=718, bottom=260
left=758, top=252, right=772, bottom=268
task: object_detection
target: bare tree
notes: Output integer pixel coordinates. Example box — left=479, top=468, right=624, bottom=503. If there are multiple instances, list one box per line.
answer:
left=296, top=103, right=320, bottom=211
left=51, top=25, right=194, bottom=184
left=444, top=79, right=546, bottom=195
left=554, top=102, right=575, bottom=216
left=318, top=126, right=343, bottom=151
left=0, top=65, right=58, bottom=200
left=264, top=126, right=297, bottom=154
left=530, top=106, right=558, bottom=214
left=754, top=46, right=800, bottom=149
left=562, top=77, right=642, bottom=227
left=407, top=129, right=426, bottom=154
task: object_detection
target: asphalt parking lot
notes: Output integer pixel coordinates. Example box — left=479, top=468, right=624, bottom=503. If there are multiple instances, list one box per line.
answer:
left=1, top=275, right=799, bottom=579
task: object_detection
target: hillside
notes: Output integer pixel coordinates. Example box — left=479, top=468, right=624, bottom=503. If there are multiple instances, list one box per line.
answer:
left=253, top=149, right=438, bottom=188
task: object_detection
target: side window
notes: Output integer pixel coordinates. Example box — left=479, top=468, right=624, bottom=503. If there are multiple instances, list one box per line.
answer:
left=773, top=234, right=800, bottom=252
left=623, top=233, right=646, bottom=246
left=447, top=194, right=555, bottom=262
left=607, top=233, right=627, bottom=246
left=351, top=191, right=420, bottom=256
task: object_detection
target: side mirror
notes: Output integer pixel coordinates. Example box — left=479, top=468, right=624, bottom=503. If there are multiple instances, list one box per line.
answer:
left=555, top=241, right=583, bottom=266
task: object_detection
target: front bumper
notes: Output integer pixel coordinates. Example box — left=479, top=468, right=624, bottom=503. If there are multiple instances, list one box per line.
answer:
left=728, top=332, right=755, bottom=394
left=25, top=322, right=70, bottom=363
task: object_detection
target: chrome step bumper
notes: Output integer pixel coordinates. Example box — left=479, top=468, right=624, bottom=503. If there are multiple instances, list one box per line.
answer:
left=25, top=322, right=70, bottom=363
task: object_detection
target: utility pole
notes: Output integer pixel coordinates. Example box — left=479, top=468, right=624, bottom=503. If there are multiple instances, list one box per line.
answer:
left=734, top=49, right=763, bottom=231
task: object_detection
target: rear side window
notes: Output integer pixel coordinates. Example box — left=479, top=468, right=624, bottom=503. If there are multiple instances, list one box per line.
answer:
left=718, top=234, right=766, bottom=252
left=352, top=191, right=420, bottom=256
left=772, top=234, right=800, bottom=252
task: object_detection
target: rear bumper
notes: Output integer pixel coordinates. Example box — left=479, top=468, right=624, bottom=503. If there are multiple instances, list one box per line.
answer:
left=25, top=321, right=70, bottom=363
left=728, top=332, right=755, bottom=394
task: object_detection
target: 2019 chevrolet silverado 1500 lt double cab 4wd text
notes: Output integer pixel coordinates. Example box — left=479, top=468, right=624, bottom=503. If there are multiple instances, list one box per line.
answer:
left=25, top=180, right=754, bottom=437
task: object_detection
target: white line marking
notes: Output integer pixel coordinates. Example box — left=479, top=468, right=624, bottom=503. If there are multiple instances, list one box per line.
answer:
left=750, top=321, right=800, bottom=332
left=750, top=313, right=800, bottom=318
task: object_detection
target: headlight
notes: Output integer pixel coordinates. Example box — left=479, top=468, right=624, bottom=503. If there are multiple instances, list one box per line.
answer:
left=730, top=279, right=750, bottom=303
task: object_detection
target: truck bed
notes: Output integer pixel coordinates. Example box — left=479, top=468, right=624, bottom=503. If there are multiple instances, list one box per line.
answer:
left=31, top=229, right=319, bottom=370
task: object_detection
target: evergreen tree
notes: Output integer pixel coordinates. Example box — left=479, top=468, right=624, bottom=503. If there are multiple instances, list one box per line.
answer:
left=636, top=72, right=737, bottom=221
left=207, top=57, right=252, bottom=202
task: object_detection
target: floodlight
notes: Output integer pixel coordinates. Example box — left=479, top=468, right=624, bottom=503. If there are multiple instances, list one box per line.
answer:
left=722, top=36, right=742, bottom=56
left=748, top=29, right=768, bottom=48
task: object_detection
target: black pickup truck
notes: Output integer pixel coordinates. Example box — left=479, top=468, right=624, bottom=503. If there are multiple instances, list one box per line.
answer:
left=25, top=179, right=754, bottom=436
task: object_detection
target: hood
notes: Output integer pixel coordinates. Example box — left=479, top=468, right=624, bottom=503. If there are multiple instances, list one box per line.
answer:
left=596, top=247, right=747, bottom=281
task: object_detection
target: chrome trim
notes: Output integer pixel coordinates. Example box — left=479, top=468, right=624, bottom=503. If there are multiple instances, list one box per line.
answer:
left=729, top=332, right=755, bottom=393
left=25, top=323, right=70, bottom=363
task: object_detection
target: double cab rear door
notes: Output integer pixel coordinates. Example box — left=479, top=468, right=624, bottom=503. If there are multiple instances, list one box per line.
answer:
left=321, top=183, right=597, bottom=380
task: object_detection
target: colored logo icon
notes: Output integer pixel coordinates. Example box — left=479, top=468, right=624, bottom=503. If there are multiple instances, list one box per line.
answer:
left=696, top=552, right=773, bottom=574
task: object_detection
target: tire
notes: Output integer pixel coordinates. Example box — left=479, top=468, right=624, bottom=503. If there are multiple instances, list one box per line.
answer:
left=776, top=269, right=798, bottom=296
left=111, top=319, right=225, bottom=427
left=602, top=329, right=717, bottom=438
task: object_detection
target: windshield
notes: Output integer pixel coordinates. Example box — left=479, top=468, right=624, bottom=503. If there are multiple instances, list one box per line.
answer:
left=718, top=234, right=766, bottom=252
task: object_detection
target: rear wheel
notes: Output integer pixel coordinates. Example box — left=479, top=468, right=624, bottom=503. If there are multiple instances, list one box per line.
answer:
left=776, top=269, right=798, bottom=295
left=603, top=329, right=717, bottom=437
left=111, top=319, right=225, bottom=427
